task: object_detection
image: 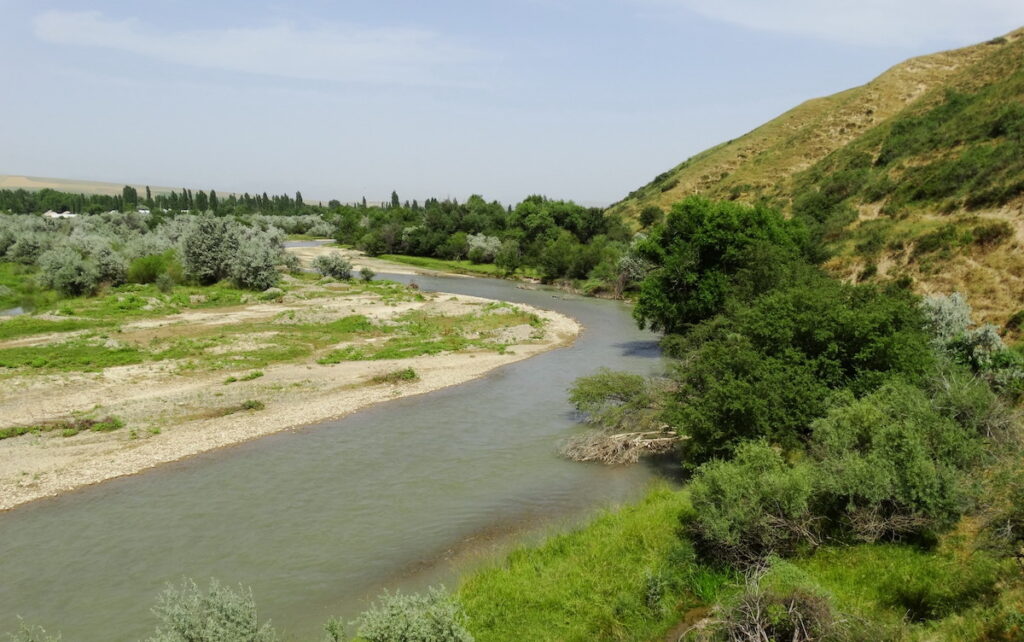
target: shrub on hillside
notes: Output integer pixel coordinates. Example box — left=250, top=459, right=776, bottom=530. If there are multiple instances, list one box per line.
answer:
left=811, top=382, right=981, bottom=540
left=147, top=578, right=278, bottom=642
left=689, top=441, right=819, bottom=565
left=669, top=277, right=934, bottom=465
left=311, top=252, right=352, bottom=280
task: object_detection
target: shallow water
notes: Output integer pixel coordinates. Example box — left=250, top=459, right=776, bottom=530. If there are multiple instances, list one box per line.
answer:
left=0, top=306, right=25, bottom=316
left=282, top=239, right=333, bottom=248
left=0, top=274, right=667, bottom=640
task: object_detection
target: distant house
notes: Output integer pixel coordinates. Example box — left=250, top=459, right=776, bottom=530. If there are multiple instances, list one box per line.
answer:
left=137, top=206, right=151, bottom=215
left=43, top=210, right=77, bottom=219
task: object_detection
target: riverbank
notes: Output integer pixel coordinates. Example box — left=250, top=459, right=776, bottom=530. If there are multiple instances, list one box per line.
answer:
left=0, top=281, right=580, bottom=511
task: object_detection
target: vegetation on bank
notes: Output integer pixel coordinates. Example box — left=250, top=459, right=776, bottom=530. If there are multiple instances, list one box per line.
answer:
left=1, top=185, right=651, bottom=298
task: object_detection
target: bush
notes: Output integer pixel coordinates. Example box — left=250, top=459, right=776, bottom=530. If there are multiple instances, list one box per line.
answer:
left=147, top=578, right=278, bottom=642
left=360, top=266, right=376, bottom=282
left=714, top=566, right=851, bottom=642
left=36, top=247, right=99, bottom=296
left=689, top=441, right=819, bottom=565
left=811, top=382, right=981, bottom=539
left=668, top=277, right=934, bottom=464
left=5, top=619, right=61, bottom=642
left=311, top=252, right=353, bottom=280
left=230, top=237, right=280, bottom=291
left=180, top=218, right=235, bottom=285
left=128, top=250, right=180, bottom=284
left=354, top=587, right=473, bottom=642
left=972, top=221, right=1014, bottom=246
left=94, top=247, right=127, bottom=286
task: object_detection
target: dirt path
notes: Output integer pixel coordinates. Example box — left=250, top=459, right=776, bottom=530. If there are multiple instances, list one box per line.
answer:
left=0, top=286, right=580, bottom=511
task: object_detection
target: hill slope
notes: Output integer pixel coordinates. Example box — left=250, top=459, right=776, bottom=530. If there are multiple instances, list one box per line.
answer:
left=612, top=28, right=1024, bottom=326
left=0, top=175, right=183, bottom=197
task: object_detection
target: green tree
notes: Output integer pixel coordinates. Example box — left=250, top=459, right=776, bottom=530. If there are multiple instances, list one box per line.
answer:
left=638, top=205, right=664, bottom=228
left=494, top=239, right=522, bottom=275
left=633, top=197, right=809, bottom=333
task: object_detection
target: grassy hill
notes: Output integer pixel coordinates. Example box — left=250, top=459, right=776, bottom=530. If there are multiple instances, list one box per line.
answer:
left=611, top=28, right=1024, bottom=326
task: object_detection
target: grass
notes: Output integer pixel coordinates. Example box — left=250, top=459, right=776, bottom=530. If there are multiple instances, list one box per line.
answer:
left=0, top=341, right=147, bottom=371
left=0, top=316, right=113, bottom=340
left=788, top=544, right=1003, bottom=627
left=369, top=367, right=419, bottom=384
left=224, top=371, right=264, bottom=385
left=0, top=262, right=59, bottom=311
left=0, top=415, right=124, bottom=440
left=458, top=486, right=732, bottom=642
left=317, top=307, right=539, bottom=364
left=379, top=254, right=541, bottom=280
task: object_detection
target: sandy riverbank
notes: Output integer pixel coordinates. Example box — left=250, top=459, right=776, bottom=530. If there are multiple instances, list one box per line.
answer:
left=0, top=283, right=580, bottom=511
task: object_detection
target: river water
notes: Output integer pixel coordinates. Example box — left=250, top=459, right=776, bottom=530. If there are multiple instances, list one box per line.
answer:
left=0, top=273, right=667, bottom=640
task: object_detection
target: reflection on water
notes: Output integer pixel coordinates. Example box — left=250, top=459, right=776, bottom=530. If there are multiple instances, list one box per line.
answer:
left=0, top=274, right=666, bottom=640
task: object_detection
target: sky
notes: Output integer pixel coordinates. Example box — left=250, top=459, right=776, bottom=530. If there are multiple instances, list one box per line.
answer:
left=1, top=1, right=1022, bottom=206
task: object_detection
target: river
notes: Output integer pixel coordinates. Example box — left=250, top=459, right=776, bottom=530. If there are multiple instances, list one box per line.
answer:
left=0, top=272, right=667, bottom=640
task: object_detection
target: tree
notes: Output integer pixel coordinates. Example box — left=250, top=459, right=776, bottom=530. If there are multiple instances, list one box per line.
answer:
left=494, top=239, right=522, bottom=275
left=209, top=190, right=219, bottom=214
left=230, top=236, right=280, bottom=290
left=181, top=218, right=233, bottom=284
left=633, top=197, right=809, bottom=333
left=37, top=247, right=99, bottom=296
left=391, top=190, right=400, bottom=209
left=295, top=191, right=304, bottom=208
left=122, top=185, right=138, bottom=208
left=638, top=205, right=663, bottom=229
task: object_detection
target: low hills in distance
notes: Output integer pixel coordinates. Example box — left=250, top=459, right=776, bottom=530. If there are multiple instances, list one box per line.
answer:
left=613, top=27, right=1024, bottom=327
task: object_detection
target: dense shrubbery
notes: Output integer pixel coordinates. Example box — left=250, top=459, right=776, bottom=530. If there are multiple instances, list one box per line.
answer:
left=0, top=211, right=290, bottom=296
left=572, top=195, right=1023, bottom=609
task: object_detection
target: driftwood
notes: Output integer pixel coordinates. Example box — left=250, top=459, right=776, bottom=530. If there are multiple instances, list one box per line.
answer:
left=561, top=429, right=681, bottom=464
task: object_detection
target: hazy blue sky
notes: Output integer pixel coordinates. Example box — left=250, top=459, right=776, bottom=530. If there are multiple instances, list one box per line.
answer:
left=2, top=1, right=1022, bottom=205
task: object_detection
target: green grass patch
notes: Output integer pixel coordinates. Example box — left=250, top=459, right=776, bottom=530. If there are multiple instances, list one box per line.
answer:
left=458, top=487, right=731, bottom=642
left=790, top=544, right=1003, bottom=627
left=0, top=262, right=59, bottom=311
left=0, top=316, right=112, bottom=341
left=224, top=371, right=264, bottom=384
left=0, top=341, right=147, bottom=371
left=0, top=415, right=124, bottom=440
left=369, top=367, right=419, bottom=384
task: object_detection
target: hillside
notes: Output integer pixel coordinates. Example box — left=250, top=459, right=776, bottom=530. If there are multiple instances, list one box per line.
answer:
left=611, top=28, right=1024, bottom=326
left=0, top=174, right=181, bottom=197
